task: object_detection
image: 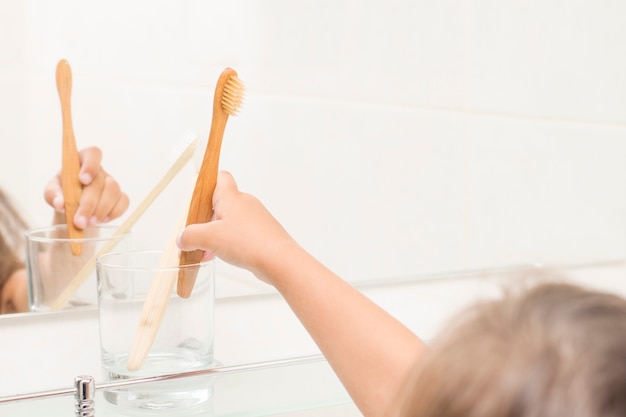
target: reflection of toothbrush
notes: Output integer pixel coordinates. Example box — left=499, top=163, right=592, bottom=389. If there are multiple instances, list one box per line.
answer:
left=50, top=131, right=200, bottom=310
left=177, top=67, right=245, bottom=298
left=56, top=59, right=83, bottom=255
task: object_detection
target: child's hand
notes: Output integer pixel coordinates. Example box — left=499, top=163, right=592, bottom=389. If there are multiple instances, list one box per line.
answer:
left=44, top=146, right=130, bottom=228
left=176, top=170, right=296, bottom=284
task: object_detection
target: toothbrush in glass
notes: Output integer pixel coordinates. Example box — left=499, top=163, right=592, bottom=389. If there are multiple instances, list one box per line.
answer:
left=125, top=193, right=192, bottom=370
left=177, top=67, right=245, bottom=298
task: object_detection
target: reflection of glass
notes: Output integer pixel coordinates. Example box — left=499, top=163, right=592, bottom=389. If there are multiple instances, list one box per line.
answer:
left=96, top=250, right=215, bottom=412
left=25, top=224, right=130, bottom=312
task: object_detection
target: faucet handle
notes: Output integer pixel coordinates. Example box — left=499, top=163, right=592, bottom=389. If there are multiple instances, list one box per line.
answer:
left=74, top=375, right=95, bottom=417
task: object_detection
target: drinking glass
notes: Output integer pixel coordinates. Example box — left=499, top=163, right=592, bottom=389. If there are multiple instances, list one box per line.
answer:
left=96, top=250, right=215, bottom=411
left=25, top=224, right=130, bottom=311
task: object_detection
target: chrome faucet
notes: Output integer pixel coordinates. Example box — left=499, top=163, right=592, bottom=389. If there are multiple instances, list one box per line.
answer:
left=74, top=375, right=95, bottom=417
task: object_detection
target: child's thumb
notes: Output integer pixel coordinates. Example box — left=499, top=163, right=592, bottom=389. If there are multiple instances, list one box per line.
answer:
left=176, top=223, right=214, bottom=252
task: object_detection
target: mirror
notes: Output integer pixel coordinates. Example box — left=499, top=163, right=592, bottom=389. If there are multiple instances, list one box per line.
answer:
left=1, top=2, right=625, bottom=319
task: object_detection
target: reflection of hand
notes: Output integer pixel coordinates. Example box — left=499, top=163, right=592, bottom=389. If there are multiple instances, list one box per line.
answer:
left=44, top=146, right=130, bottom=228
left=176, top=170, right=296, bottom=285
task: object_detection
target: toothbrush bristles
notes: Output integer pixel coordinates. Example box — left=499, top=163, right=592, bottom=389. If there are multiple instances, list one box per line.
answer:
left=222, top=75, right=245, bottom=116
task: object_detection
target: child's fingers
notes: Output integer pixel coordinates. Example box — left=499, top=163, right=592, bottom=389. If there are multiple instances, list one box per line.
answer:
left=176, top=223, right=216, bottom=252
left=77, top=146, right=103, bottom=185
left=43, top=175, right=65, bottom=212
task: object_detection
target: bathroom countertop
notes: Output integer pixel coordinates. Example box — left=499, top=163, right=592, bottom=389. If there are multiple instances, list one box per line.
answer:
left=0, top=355, right=355, bottom=417
left=2, top=259, right=625, bottom=416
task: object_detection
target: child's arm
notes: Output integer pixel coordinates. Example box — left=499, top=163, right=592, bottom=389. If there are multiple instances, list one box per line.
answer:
left=177, top=171, right=426, bottom=417
left=263, top=243, right=426, bottom=417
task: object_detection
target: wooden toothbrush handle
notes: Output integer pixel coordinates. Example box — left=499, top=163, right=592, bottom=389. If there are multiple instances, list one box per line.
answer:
left=177, top=113, right=229, bottom=298
left=177, top=250, right=204, bottom=298
left=177, top=172, right=217, bottom=298
left=56, top=59, right=83, bottom=255
left=177, top=67, right=242, bottom=298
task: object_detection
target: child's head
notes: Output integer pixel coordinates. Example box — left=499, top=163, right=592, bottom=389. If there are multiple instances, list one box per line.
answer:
left=391, top=280, right=626, bottom=417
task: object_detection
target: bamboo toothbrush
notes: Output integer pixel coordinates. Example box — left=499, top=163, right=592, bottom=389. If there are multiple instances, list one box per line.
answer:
left=126, top=135, right=203, bottom=370
left=177, top=67, right=244, bottom=298
left=56, top=59, right=83, bottom=255
left=127, top=125, right=212, bottom=370
left=50, top=131, right=200, bottom=310
left=126, top=194, right=192, bottom=370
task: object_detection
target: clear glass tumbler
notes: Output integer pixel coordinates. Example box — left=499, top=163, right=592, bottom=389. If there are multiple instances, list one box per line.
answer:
left=25, top=224, right=130, bottom=312
left=96, top=250, right=215, bottom=412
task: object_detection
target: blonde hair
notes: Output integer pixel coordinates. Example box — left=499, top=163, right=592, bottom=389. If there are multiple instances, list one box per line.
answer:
left=0, top=188, right=28, bottom=290
left=391, top=280, right=626, bottom=417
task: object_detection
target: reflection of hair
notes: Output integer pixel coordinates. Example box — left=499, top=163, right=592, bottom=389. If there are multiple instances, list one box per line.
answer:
left=0, top=188, right=28, bottom=290
left=392, top=280, right=626, bottom=417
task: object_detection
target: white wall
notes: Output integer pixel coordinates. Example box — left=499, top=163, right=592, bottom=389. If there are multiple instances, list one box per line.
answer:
left=6, top=0, right=626, bottom=291
left=1, top=1, right=625, bottom=291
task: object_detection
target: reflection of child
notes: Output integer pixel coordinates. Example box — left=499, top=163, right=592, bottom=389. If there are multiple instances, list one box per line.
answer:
left=0, top=147, right=129, bottom=314
left=177, top=170, right=626, bottom=417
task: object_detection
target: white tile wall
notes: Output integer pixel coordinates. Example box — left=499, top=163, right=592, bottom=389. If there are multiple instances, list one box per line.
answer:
left=466, top=0, right=626, bottom=124
left=2, top=0, right=625, bottom=281
left=1, top=1, right=626, bottom=414
left=5, top=0, right=625, bottom=276
left=464, top=114, right=626, bottom=267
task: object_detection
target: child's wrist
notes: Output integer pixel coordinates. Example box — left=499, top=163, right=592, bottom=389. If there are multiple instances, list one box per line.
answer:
left=253, top=239, right=302, bottom=286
